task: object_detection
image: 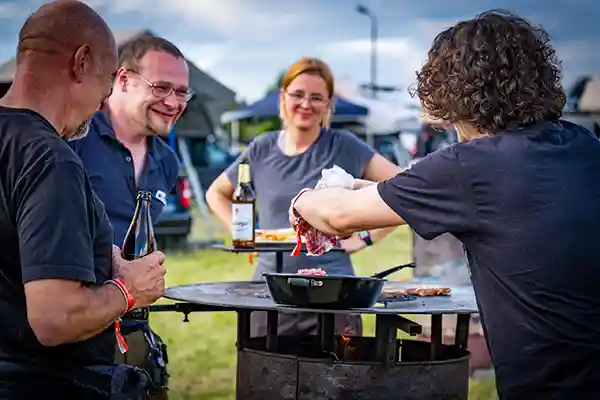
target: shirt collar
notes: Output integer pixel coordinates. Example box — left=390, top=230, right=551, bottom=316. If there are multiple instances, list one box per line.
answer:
left=94, top=111, right=170, bottom=162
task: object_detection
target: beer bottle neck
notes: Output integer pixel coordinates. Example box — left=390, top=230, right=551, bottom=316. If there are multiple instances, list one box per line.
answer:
left=238, top=164, right=251, bottom=184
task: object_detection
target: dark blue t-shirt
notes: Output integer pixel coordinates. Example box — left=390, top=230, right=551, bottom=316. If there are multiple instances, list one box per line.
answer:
left=378, top=120, right=600, bottom=399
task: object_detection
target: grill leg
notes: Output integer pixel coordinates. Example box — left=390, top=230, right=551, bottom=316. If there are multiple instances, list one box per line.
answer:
left=319, top=313, right=335, bottom=353
left=455, top=314, right=471, bottom=350
left=237, top=310, right=252, bottom=350
left=266, top=311, right=278, bottom=351
left=375, top=315, right=398, bottom=366
left=430, top=314, right=443, bottom=360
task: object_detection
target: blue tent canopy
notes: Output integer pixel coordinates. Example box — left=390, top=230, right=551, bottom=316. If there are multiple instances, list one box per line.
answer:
left=238, top=91, right=369, bottom=119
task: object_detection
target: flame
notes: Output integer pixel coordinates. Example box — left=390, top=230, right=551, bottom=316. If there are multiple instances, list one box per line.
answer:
left=341, top=334, right=350, bottom=348
left=339, top=334, right=357, bottom=361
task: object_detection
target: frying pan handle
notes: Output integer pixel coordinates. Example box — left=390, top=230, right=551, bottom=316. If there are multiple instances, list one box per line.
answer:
left=288, top=277, right=324, bottom=288
left=371, top=262, right=416, bottom=279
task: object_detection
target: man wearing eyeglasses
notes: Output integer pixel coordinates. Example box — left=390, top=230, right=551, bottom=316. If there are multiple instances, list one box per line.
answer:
left=68, top=34, right=193, bottom=399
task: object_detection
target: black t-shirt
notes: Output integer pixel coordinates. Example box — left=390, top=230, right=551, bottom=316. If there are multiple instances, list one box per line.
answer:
left=378, top=120, right=600, bottom=399
left=0, top=107, right=115, bottom=367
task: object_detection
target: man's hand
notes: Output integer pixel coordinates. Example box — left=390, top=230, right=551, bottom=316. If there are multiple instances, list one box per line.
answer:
left=339, top=233, right=367, bottom=254
left=289, top=189, right=312, bottom=232
left=111, top=246, right=166, bottom=308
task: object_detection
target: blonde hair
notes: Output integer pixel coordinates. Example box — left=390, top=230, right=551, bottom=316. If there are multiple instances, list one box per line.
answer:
left=279, top=57, right=335, bottom=128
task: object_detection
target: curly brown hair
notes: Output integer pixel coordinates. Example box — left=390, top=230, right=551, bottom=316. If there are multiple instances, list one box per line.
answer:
left=415, top=10, right=566, bottom=134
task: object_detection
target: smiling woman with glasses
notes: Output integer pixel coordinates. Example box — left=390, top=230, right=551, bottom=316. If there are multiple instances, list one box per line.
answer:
left=206, top=57, right=402, bottom=341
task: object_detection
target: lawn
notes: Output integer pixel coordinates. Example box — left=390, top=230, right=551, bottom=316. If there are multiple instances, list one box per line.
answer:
left=150, top=218, right=498, bottom=399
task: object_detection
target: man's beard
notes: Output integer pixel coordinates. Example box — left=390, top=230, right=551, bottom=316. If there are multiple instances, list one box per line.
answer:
left=67, top=118, right=92, bottom=141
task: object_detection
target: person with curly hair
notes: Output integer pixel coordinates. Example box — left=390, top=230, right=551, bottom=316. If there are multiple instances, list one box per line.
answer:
left=289, top=10, right=600, bottom=399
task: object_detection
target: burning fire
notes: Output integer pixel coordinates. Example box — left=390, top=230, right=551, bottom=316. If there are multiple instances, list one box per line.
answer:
left=339, top=334, right=357, bottom=361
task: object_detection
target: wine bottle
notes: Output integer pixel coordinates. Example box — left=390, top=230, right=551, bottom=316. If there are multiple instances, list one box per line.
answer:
left=231, top=159, right=256, bottom=248
left=121, top=190, right=157, bottom=320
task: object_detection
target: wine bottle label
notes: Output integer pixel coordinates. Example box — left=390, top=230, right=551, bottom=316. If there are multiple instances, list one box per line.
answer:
left=232, top=203, right=254, bottom=240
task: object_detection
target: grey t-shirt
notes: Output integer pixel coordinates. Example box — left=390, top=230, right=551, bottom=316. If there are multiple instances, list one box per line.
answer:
left=225, top=128, right=375, bottom=279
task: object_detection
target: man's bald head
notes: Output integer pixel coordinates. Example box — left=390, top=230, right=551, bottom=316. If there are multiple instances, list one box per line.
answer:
left=7, top=0, right=118, bottom=140
left=17, top=0, right=116, bottom=67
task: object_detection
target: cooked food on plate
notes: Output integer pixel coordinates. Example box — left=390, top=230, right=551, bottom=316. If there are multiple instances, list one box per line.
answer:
left=255, top=228, right=299, bottom=242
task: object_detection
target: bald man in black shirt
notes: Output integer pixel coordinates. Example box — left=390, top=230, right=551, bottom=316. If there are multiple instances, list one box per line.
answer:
left=0, top=1, right=167, bottom=398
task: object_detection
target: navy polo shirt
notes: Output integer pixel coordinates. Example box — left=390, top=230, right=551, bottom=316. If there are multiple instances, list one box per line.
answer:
left=69, top=111, right=180, bottom=247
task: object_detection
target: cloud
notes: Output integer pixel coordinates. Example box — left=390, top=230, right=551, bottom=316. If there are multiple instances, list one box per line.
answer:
left=0, top=3, right=22, bottom=18
left=0, top=1, right=36, bottom=20
left=96, top=0, right=310, bottom=40
left=316, top=19, right=445, bottom=104
left=178, top=43, right=234, bottom=72
left=555, top=39, right=600, bottom=90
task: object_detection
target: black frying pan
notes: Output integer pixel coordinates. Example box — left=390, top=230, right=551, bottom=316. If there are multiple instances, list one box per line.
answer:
left=263, top=262, right=415, bottom=309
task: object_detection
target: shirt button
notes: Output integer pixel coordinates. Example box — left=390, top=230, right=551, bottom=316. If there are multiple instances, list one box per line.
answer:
left=125, top=156, right=132, bottom=162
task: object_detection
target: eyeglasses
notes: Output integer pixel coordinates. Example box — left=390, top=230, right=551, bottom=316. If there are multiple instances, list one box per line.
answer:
left=128, top=69, right=194, bottom=102
left=285, top=90, right=328, bottom=106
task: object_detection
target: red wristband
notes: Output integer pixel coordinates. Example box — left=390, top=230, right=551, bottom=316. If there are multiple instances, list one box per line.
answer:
left=104, top=279, right=135, bottom=354
left=105, top=279, right=135, bottom=314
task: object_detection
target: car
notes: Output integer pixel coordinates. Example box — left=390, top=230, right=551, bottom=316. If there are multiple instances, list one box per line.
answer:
left=153, top=134, right=239, bottom=250
left=153, top=168, right=193, bottom=250
left=411, top=124, right=458, bottom=160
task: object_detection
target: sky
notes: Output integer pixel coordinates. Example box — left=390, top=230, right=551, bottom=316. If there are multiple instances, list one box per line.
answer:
left=0, top=0, right=598, bottom=105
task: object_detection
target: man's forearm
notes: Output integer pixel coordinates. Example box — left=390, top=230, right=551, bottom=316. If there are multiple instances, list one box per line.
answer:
left=352, top=179, right=377, bottom=189
left=66, top=283, right=129, bottom=343
left=26, top=280, right=127, bottom=346
left=294, top=187, right=354, bottom=236
left=293, top=185, right=406, bottom=236
left=369, top=226, right=397, bottom=242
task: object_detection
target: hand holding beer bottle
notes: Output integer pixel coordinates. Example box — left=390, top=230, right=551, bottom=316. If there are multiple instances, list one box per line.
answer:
left=111, top=246, right=166, bottom=309
left=111, top=190, right=166, bottom=319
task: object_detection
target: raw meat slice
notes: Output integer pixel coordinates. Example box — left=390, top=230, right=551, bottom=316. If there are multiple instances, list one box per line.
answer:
left=296, top=268, right=327, bottom=276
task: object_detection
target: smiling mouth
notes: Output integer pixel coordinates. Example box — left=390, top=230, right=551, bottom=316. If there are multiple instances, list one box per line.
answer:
left=151, top=109, right=176, bottom=119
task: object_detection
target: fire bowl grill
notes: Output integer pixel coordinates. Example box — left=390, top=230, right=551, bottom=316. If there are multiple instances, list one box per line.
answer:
left=162, top=282, right=479, bottom=400
left=237, top=335, right=470, bottom=400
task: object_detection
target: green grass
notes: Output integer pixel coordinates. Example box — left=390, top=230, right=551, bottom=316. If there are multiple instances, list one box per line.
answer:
left=150, top=217, right=498, bottom=399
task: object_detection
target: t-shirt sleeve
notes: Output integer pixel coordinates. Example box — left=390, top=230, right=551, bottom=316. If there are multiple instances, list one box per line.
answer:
left=16, top=160, right=97, bottom=284
left=337, top=130, right=376, bottom=179
left=376, top=146, right=477, bottom=240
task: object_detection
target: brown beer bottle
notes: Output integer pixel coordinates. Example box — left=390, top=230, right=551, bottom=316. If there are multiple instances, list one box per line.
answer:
left=231, top=159, right=256, bottom=248
left=121, top=190, right=157, bottom=320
